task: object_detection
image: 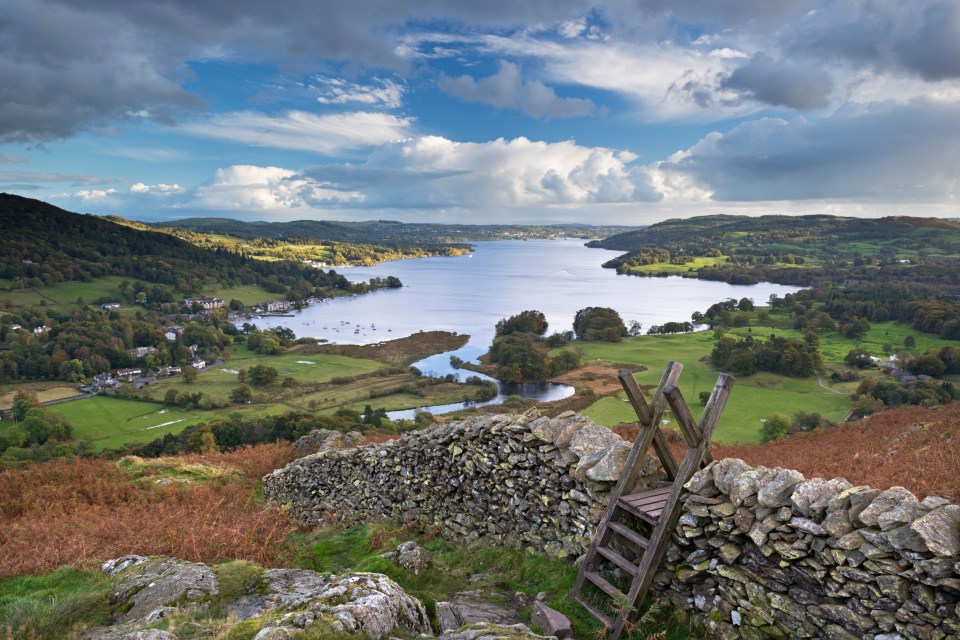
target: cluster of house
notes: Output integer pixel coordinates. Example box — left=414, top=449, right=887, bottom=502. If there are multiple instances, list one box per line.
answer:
left=890, top=368, right=934, bottom=385
left=251, top=299, right=293, bottom=314
left=78, top=356, right=207, bottom=394
left=184, top=296, right=224, bottom=311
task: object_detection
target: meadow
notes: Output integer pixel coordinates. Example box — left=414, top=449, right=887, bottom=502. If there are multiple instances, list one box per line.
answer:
left=555, top=331, right=851, bottom=444
left=0, top=381, right=84, bottom=410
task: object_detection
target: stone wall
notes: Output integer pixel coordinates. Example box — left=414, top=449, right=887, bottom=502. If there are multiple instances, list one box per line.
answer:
left=657, top=458, right=960, bottom=639
left=262, top=408, right=663, bottom=559
left=263, top=410, right=960, bottom=639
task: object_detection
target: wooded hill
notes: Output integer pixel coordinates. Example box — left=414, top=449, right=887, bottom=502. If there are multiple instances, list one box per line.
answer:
left=588, top=214, right=960, bottom=258
left=155, top=217, right=636, bottom=245
left=0, top=194, right=350, bottom=295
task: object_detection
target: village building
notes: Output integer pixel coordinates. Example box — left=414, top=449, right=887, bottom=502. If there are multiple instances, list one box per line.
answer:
left=32, top=325, right=50, bottom=335
left=183, top=296, right=224, bottom=310
left=128, top=346, right=158, bottom=359
left=100, top=302, right=121, bottom=310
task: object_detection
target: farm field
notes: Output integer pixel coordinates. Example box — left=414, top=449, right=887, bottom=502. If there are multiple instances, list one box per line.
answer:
left=557, top=332, right=851, bottom=443
left=0, top=276, right=134, bottom=309
left=0, top=381, right=84, bottom=409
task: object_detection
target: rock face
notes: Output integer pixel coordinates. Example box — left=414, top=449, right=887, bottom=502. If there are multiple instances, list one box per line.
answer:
left=439, top=622, right=558, bottom=640
left=86, top=557, right=431, bottom=640
left=263, top=409, right=663, bottom=558
left=655, top=460, right=960, bottom=640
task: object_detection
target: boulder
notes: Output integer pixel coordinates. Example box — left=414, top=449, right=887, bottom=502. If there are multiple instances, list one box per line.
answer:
left=107, top=556, right=218, bottom=623
left=381, top=541, right=433, bottom=575
left=910, top=505, right=960, bottom=556
left=530, top=602, right=572, bottom=639
left=438, top=622, right=558, bottom=640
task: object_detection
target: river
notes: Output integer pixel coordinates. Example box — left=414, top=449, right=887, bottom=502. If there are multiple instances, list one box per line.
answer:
left=249, top=239, right=800, bottom=417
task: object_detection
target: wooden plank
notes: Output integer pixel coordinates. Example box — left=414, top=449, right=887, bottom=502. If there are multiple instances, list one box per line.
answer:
left=663, top=384, right=713, bottom=466
left=619, top=365, right=681, bottom=480
left=597, top=546, right=639, bottom=577
left=573, top=595, right=612, bottom=628
left=586, top=571, right=625, bottom=600
left=607, top=521, right=649, bottom=549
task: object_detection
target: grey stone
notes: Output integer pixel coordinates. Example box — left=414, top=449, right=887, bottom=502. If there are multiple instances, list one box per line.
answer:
left=252, top=628, right=298, bottom=640
left=857, top=487, right=917, bottom=527
left=711, top=458, right=752, bottom=494
left=437, top=601, right=465, bottom=632
left=108, top=556, right=218, bottom=623
left=438, top=623, right=557, bottom=640
left=791, top=478, right=852, bottom=519
left=566, top=422, right=621, bottom=459
left=910, top=505, right=960, bottom=556
left=757, top=469, right=805, bottom=508
left=293, top=428, right=344, bottom=457
left=530, top=602, right=572, bottom=639
left=585, top=442, right=631, bottom=482
left=729, top=469, right=768, bottom=506
left=382, top=541, right=432, bottom=575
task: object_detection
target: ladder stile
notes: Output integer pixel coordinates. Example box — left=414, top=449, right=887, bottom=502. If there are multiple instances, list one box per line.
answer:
left=571, top=364, right=735, bottom=640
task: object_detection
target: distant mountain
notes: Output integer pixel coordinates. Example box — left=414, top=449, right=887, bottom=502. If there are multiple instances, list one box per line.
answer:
left=155, top=217, right=637, bottom=245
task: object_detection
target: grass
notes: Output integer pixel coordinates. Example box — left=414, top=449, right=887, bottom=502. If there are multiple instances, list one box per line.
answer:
left=291, top=524, right=697, bottom=640
left=559, top=332, right=850, bottom=444
left=0, top=566, right=112, bottom=640
left=29, top=396, right=220, bottom=450
left=0, top=381, right=84, bottom=410
left=0, top=276, right=134, bottom=309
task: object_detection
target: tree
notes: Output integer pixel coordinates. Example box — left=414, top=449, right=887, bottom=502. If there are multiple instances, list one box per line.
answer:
left=495, top=310, right=548, bottom=336
left=844, top=348, right=873, bottom=369
left=229, top=384, right=253, bottom=404
left=573, top=307, right=627, bottom=342
left=760, top=413, right=791, bottom=443
left=628, top=320, right=643, bottom=336
left=11, top=391, right=38, bottom=421
left=904, top=335, right=916, bottom=348
left=248, top=364, right=278, bottom=387
left=237, top=368, right=248, bottom=383
left=182, top=365, right=198, bottom=384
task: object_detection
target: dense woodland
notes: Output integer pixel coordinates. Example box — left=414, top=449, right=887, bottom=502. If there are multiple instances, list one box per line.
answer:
left=0, top=194, right=358, bottom=297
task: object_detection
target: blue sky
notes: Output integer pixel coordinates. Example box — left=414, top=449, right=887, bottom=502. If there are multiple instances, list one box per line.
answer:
left=2, top=0, right=960, bottom=224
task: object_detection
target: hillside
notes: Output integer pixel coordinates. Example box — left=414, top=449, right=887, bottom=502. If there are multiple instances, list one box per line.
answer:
left=588, top=213, right=960, bottom=257
left=0, top=193, right=350, bottom=296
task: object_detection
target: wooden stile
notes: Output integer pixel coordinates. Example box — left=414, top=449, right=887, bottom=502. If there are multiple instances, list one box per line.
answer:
left=570, top=363, right=734, bottom=640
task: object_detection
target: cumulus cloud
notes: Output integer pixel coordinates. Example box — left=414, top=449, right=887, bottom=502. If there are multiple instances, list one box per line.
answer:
left=180, top=111, right=414, bottom=154
left=130, top=182, right=185, bottom=195
left=722, top=53, right=832, bottom=110
left=304, top=135, right=659, bottom=208
left=439, top=60, right=596, bottom=118
left=73, top=188, right=118, bottom=200
left=193, top=165, right=361, bottom=211
left=658, top=99, right=960, bottom=202
left=313, top=77, right=404, bottom=109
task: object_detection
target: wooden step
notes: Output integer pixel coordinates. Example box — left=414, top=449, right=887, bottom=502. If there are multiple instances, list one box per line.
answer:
left=618, top=488, right=671, bottom=525
left=597, top=546, right=639, bottom=577
left=585, top=571, right=624, bottom=600
left=607, top=521, right=649, bottom=550
left=573, top=594, right=612, bottom=627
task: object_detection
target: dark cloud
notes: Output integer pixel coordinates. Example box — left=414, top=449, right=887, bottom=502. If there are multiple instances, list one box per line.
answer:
left=439, top=61, right=596, bottom=118
left=661, top=100, right=960, bottom=202
left=722, top=53, right=832, bottom=110
left=786, top=0, right=960, bottom=81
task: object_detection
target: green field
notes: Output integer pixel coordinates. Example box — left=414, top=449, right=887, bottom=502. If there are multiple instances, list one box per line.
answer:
left=0, top=382, right=84, bottom=410
left=144, top=351, right=387, bottom=405
left=556, top=332, right=851, bottom=444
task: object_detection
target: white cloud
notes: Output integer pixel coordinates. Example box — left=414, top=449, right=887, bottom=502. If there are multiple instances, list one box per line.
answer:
left=73, top=188, right=118, bottom=200
left=313, top=77, right=404, bottom=109
left=439, top=60, right=597, bottom=118
left=193, top=165, right=362, bottom=211
left=179, top=110, right=415, bottom=155
left=305, top=135, right=659, bottom=208
left=130, top=182, right=185, bottom=195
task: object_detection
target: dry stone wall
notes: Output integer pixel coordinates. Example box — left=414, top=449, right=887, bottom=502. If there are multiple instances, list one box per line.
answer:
left=262, top=408, right=663, bottom=559
left=657, top=458, right=960, bottom=639
left=263, top=410, right=960, bottom=639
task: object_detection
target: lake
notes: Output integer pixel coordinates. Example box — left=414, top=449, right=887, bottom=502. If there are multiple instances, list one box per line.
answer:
left=249, top=239, right=800, bottom=415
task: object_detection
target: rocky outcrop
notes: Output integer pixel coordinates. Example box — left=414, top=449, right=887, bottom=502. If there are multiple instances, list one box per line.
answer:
left=656, top=459, right=960, bottom=639
left=381, top=540, right=433, bottom=575
left=292, top=428, right=345, bottom=457
left=439, top=623, right=558, bottom=640
left=263, top=408, right=662, bottom=558
left=85, top=557, right=431, bottom=639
